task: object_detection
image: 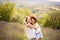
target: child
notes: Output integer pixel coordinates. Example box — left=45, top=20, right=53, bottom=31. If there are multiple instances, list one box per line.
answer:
left=30, top=16, right=43, bottom=40
left=25, top=16, right=35, bottom=40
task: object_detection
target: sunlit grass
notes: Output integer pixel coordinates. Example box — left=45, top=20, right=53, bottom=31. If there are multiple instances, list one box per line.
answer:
left=42, top=27, right=60, bottom=40
left=0, top=21, right=28, bottom=40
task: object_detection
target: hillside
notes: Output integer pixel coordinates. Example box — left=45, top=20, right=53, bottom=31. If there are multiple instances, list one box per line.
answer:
left=0, top=21, right=27, bottom=40
left=0, top=21, right=60, bottom=40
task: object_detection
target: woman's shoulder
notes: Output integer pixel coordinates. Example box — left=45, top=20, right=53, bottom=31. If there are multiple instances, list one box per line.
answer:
left=36, top=23, right=41, bottom=28
left=35, top=23, right=41, bottom=30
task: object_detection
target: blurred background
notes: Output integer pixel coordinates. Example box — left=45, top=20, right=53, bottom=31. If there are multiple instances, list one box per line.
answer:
left=0, top=0, right=60, bottom=40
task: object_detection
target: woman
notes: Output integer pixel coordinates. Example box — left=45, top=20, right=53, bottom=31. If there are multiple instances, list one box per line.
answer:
left=30, top=16, right=43, bottom=40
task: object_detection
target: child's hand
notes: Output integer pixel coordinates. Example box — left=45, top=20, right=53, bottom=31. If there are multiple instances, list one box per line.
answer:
left=27, top=23, right=33, bottom=29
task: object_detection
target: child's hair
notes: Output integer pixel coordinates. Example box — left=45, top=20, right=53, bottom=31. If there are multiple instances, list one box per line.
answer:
left=30, top=16, right=37, bottom=23
left=25, top=17, right=28, bottom=23
left=25, top=16, right=30, bottom=24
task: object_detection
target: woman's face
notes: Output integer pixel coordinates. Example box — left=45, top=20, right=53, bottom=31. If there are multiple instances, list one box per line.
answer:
left=31, top=18, right=35, bottom=24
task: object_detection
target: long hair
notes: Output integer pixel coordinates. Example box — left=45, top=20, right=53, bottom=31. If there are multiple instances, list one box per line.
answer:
left=30, top=16, right=37, bottom=23
left=25, top=16, right=30, bottom=24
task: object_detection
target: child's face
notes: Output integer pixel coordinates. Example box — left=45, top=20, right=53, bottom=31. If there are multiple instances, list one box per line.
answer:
left=27, top=18, right=31, bottom=23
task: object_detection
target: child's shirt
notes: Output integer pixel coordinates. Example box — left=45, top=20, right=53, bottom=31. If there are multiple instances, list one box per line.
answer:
left=26, top=23, right=35, bottom=39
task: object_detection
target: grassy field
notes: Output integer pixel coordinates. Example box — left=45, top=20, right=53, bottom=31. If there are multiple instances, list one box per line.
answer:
left=42, top=27, right=60, bottom=40
left=0, top=21, right=28, bottom=40
left=0, top=21, right=60, bottom=40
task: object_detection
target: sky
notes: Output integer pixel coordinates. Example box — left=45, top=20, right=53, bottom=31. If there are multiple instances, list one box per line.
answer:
left=0, top=0, right=60, bottom=6
left=11, top=0, right=60, bottom=6
left=10, top=0, right=60, bottom=2
left=47, top=0, right=60, bottom=2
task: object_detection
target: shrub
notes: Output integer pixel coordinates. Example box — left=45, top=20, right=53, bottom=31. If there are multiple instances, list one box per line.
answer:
left=0, top=2, right=33, bottom=24
left=39, top=10, right=60, bottom=29
left=0, top=2, right=15, bottom=21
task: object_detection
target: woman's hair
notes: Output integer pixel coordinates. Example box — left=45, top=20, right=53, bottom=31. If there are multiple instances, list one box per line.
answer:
left=30, top=16, right=37, bottom=23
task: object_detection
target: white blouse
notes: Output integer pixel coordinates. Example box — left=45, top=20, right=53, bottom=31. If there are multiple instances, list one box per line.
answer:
left=27, top=27, right=35, bottom=39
